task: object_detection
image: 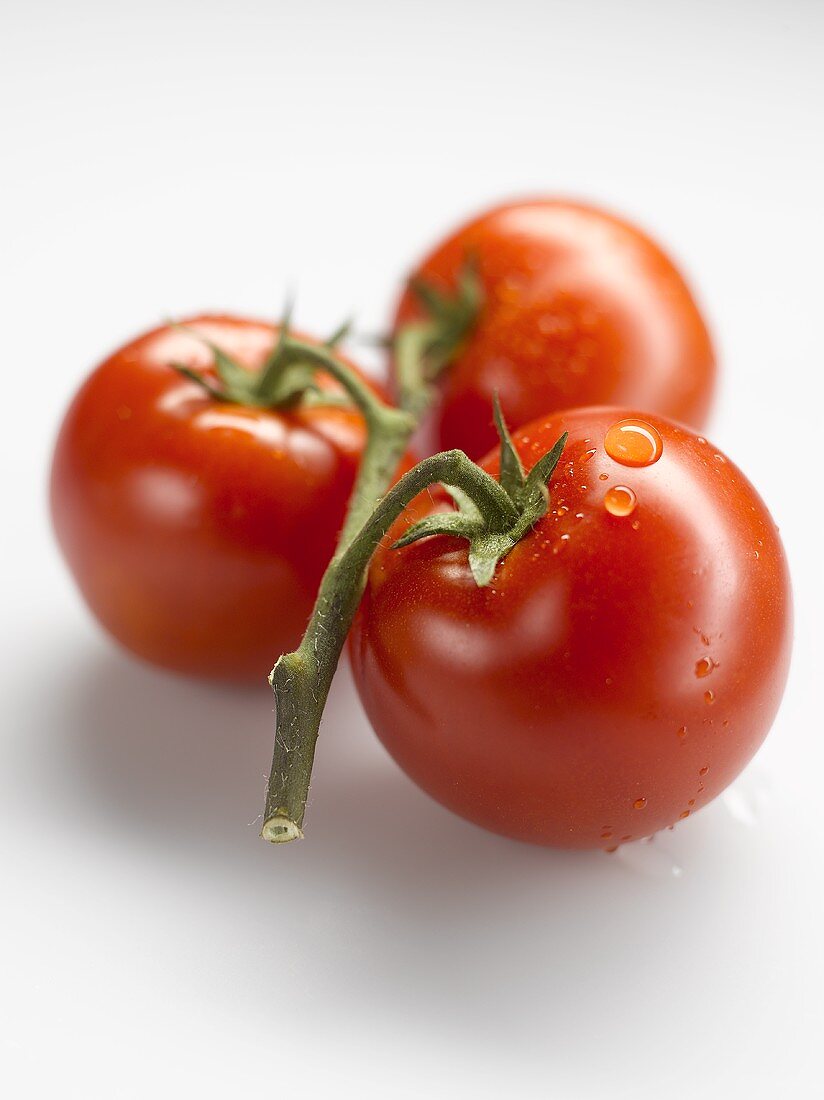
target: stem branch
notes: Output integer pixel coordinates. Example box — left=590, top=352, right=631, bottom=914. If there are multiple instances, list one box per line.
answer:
left=262, top=451, right=511, bottom=840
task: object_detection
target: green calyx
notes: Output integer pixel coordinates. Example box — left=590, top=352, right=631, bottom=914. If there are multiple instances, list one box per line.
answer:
left=393, top=397, right=568, bottom=586
left=170, top=311, right=354, bottom=410
left=394, top=259, right=483, bottom=417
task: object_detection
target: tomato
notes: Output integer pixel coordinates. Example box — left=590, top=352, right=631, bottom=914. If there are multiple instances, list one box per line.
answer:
left=51, top=315, right=403, bottom=683
left=394, top=199, right=717, bottom=459
left=350, top=408, right=791, bottom=848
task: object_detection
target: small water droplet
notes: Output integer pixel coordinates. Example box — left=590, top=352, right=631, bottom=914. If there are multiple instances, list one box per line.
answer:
left=631, top=519, right=640, bottom=530
left=599, top=472, right=609, bottom=481
left=582, top=448, right=596, bottom=462
left=679, top=810, right=691, bottom=820
left=698, top=436, right=707, bottom=445
left=633, top=797, right=647, bottom=810
left=699, top=765, right=709, bottom=776
left=695, top=656, right=717, bottom=678
left=704, top=690, right=715, bottom=705
left=677, top=725, right=688, bottom=740
left=575, top=512, right=584, bottom=520
left=604, top=485, right=637, bottom=517
left=604, top=418, right=664, bottom=467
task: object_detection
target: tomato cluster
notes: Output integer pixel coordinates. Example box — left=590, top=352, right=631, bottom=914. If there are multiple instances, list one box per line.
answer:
left=52, top=198, right=792, bottom=850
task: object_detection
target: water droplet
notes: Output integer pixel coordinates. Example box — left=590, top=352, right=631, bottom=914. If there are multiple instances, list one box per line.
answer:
left=679, top=810, right=691, bottom=820
left=704, top=690, right=715, bottom=704
left=697, top=436, right=707, bottom=445
left=575, top=512, right=584, bottom=520
left=582, top=448, right=596, bottom=462
left=631, top=519, right=640, bottom=531
left=604, top=485, right=637, bottom=517
left=688, top=798, right=696, bottom=807
left=633, top=797, right=647, bottom=810
left=699, top=765, right=709, bottom=776
left=604, top=418, right=664, bottom=467
left=695, top=656, right=717, bottom=678
left=677, top=725, right=688, bottom=740
left=599, top=472, right=609, bottom=481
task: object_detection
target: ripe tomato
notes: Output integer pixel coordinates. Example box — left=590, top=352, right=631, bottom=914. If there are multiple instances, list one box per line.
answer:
left=52, top=315, right=402, bottom=683
left=350, top=408, right=791, bottom=848
left=394, top=199, right=717, bottom=459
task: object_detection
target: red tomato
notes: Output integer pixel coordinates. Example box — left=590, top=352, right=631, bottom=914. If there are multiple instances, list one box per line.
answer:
left=350, top=408, right=791, bottom=848
left=394, top=199, right=717, bottom=459
left=52, top=315, right=402, bottom=683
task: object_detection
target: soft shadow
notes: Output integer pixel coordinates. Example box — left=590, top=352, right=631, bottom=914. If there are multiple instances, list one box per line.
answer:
left=12, top=638, right=752, bottom=1054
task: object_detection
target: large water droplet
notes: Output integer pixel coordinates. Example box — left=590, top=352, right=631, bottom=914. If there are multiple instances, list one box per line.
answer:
left=695, top=656, right=717, bottom=678
left=604, top=418, right=664, bottom=467
left=604, top=484, right=637, bottom=517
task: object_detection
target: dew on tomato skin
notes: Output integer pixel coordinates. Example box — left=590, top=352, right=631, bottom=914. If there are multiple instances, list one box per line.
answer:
left=699, top=766, right=709, bottom=776
left=695, top=656, right=717, bottom=678
left=599, top=472, right=609, bottom=481
left=604, top=484, right=637, bottom=517
left=688, top=799, right=696, bottom=807
left=704, top=690, right=715, bottom=705
left=677, top=725, right=688, bottom=740
left=679, top=810, right=691, bottom=820
left=582, top=448, right=597, bottom=462
left=631, top=519, right=640, bottom=531
left=633, top=797, right=648, bottom=810
left=604, top=418, right=664, bottom=467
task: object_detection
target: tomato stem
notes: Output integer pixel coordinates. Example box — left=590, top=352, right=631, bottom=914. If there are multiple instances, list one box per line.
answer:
left=262, top=449, right=521, bottom=841
left=261, top=269, right=485, bottom=842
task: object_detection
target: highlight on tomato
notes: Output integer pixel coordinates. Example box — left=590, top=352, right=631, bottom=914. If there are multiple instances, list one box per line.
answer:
left=349, top=407, right=791, bottom=848
left=393, top=199, right=717, bottom=459
left=51, top=314, right=412, bottom=683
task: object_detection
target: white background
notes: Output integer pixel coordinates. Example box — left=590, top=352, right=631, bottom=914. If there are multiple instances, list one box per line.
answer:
left=1, top=1, right=821, bottom=1097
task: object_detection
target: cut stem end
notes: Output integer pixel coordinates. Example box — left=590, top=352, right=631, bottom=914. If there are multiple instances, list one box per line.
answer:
left=260, top=816, right=304, bottom=844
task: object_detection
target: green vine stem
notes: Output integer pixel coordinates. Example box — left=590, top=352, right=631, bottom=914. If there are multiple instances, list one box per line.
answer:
left=262, top=450, right=520, bottom=841
left=254, top=270, right=484, bottom=842
left=262, top=395, right=568, bottom=842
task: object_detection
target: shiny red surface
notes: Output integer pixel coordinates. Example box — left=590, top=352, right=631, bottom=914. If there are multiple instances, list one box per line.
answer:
left=394, top=200, right=717, bottom=459
left=51, top=315, right=394, bottom=683
left=350, top=408, right=792, bottom=848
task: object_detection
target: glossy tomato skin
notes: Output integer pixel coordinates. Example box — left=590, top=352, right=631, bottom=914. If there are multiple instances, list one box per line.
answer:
left=52, top=315, right=400, bottom=683
left=394, top=200, right=717, bottom=459
left=350, top=408, right=791, bottom=848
